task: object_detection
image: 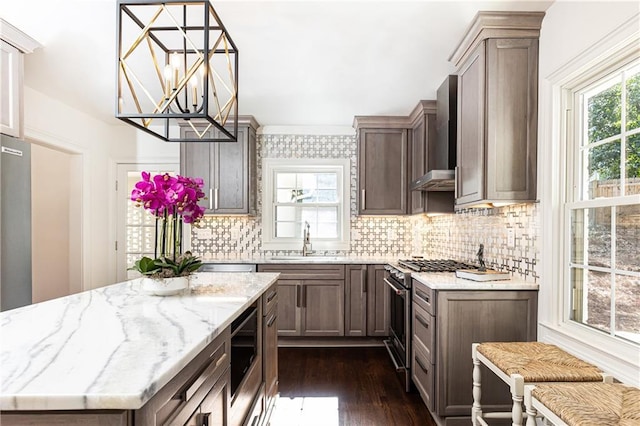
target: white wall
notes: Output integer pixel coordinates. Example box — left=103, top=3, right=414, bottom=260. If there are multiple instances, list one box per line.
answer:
left=23, top=86, right=179, bottom=290
left=31, top=143, right=71, bottom=303
left=537, top=1, right=640, bottom=385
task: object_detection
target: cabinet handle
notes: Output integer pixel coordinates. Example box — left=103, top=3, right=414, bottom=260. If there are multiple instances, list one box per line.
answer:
left=214, top=188, right=219, bottom=210
left=416, top=290, right=430, bottom=304
left=361, top=189, right=366, bottom=210
left=416, top=314, right=429, bottom=329
left=208, top=188, right=213, bottom=210
left=303, top=285, right=307, bottom=308
left=454, top=166, right=458, bottom=200
left=416, top=356, right=429, bottom=375
left=361, top=266, right=367, bottom=294
left=267, top=313, right=277, bottom=327
left=296, top=285, right=301, bottom=308
left=266, top=289, right=277, bottom=303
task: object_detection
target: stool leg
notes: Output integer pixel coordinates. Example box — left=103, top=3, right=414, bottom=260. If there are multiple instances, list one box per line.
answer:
left=524, top=385, right=537, bottom=426
left=510, top=374, right=524, bottom=426
left=472, top=343, right=482, bottom=426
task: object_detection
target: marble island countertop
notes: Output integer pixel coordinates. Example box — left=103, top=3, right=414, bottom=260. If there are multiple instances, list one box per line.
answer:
left=412, top=272, right=539, bottom=290
left=0, top=272, right=279, bottom=411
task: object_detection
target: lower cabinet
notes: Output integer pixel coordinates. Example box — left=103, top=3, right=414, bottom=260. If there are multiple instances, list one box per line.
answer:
left=262, top=283, right=278, bottom=424
left=411, top=279, right=538, bottom=425
left=257, top=265, right=345, bottom=337
left=345, top=264, right=390, bottom=337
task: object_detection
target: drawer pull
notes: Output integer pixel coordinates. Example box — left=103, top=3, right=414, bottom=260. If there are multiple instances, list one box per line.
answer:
left=416, top=290, right=430, bottom=304
left=267, top=313, right=277, bottom=327
left=184, top=352, right=226, bottom=401
left=416, top=356, right=429, bottom=375
left=416, top=314, right=429, bottom=329
left=197, top=412, right=210, bottom=426
left=266, top=289, right=277, bottom=303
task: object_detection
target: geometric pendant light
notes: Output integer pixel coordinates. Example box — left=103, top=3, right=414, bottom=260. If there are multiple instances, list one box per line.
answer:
left=116, top=0, right=238, bottom=142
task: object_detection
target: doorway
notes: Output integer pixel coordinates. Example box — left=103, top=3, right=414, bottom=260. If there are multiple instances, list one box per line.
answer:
left=115, top=163, right=179, bottom=282
left=31, top=143, right=82, bottom=302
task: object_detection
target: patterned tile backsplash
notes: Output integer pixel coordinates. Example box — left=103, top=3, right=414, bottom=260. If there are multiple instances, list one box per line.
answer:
left=190, top=133, right=540, bottom=280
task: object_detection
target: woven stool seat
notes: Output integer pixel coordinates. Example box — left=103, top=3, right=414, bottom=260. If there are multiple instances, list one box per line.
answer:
left=477, top=342, right=603, bottom=382
left=531, top=383, right=640, bottom=426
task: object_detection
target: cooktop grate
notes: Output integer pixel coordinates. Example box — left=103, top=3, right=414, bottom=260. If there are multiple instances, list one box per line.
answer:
left=397, top=259, right=479, bottom=273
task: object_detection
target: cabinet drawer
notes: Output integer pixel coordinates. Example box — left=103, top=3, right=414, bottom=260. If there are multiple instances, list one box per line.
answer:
left=136, top=329, right=230, bottom=426
left=262, top=283, right=278, bottom=315
left=412, top=302, right=435, bottom=364
left=257, top=264, right=345, bottom=280
left=412, top=280, right=435, bottom=315
left=412, top=346, right=435, bottom=412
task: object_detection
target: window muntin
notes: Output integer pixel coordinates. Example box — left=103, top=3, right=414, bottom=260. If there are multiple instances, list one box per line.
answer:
left=568, top=58, right=640, bottom=344
left=262, top=159, right=350, bottom=251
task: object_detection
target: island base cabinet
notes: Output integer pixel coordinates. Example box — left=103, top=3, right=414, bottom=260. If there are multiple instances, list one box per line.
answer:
left=0, top=411, right=131, bottom=426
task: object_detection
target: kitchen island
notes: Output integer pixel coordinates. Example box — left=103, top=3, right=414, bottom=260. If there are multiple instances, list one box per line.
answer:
left=0, top=272, right=279, bottom=425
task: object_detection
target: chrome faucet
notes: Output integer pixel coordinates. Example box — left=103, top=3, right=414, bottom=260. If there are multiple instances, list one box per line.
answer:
left=302, top=221, right=313, bottom=256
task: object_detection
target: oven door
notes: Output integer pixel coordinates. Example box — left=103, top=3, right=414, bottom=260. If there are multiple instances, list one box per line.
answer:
left=383, top=274, right=411, bottom=375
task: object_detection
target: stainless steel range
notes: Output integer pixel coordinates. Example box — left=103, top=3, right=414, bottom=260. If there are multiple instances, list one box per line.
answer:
left=383, top=259, right=478, bottom=392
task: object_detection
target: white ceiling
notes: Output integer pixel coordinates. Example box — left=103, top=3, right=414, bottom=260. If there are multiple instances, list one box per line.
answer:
left=1, top=0, right=554, bottom=128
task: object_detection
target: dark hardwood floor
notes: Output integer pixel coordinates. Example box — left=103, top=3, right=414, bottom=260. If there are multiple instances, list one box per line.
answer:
left=271, top=346, right=436, bottom=426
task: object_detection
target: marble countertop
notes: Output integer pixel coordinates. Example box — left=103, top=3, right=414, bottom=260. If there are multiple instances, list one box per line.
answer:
left=198, top=255, right=398, bottom=264
left=412, top=272, right=539, bottom=290
left=0, top=272, right=279, bottom=411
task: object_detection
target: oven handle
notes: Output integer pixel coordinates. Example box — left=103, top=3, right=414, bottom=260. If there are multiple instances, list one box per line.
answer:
left=383, top=339, right=406, bottom=372
left=384, top=277, right=407, bottom=295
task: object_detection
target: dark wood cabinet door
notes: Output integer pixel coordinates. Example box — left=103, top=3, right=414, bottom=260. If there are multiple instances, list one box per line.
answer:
left=276, top=280, right=301, bottom=336
left=358, top=128, right=408, bottom=215
left=214, top=127, right=249, bottom=214
left=345, top=265, right=367, bottom=336
left=199, top=368, right=230, bottom=426
left=485, top=38, right=538, bottom=202
left=366, top=265, right=389, bottom=337
left=410, top=118, right=427, bottom=214
left=456, top=41, right=486, bottom=206
left=181, top=141, right=214, bottom=212
left=435, top=290, right=537, bottom=417
left=263, top=305, right=278, bottom=410
left=301, top=280, right=345, bottom=337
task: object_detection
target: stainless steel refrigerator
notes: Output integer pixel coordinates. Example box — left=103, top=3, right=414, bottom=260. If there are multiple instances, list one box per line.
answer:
left=1, top=134, right=32, bottom=311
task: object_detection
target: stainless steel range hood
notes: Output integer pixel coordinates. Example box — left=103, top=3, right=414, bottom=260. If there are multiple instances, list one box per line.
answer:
left=411, top=75, right=457, bottom=192
left=410, top=169, right=455, bottom=191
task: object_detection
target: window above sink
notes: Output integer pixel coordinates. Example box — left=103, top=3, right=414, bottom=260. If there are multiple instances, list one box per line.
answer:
left=262, top=158, right=351, bottom=251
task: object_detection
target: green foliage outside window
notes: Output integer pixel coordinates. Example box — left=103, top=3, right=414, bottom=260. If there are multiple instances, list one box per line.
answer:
left=587, top=72, right=640, bottom=180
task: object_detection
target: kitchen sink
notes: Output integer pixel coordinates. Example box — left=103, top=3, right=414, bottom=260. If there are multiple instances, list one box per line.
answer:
left=268, top=256, right=343, bottom=261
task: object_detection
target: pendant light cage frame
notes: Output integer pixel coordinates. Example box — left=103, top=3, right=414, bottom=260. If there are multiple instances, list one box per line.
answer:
left=116, top=0, right=238, bottom=142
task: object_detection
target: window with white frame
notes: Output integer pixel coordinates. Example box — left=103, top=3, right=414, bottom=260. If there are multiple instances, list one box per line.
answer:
left=262, top=159, right=350, bottom=251
left=566, top=57, right=640, bottom=344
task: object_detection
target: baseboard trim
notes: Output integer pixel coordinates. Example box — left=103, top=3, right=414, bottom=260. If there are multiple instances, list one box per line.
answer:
left=277, top=337, right=386, bottom=347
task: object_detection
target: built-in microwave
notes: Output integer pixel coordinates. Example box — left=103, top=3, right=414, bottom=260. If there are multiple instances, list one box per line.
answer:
left=230, top=302, right=258, bottom=398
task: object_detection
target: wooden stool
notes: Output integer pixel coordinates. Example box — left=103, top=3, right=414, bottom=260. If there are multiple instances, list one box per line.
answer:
left=524, top=382, right=640, bottom=425
left=471, top=342, right=611, bottom=426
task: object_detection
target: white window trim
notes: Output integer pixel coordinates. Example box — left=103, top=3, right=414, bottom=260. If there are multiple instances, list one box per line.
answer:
left=261, top=158, right=351, bottom=251
left=539, top=14, right=640, bottom=386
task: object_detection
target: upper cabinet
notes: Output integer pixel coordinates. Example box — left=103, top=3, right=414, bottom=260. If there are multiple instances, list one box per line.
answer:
left=180, top=116, right=259, bottom=215
left=354, top=117, right=409, bottom=215
left=450, top=12, right=544, bottom=209
left=0, top=20, right=41, bottom=138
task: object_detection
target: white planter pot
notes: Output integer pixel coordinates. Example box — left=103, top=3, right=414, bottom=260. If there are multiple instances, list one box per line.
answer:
left=141, top=276, right=189, bottom=296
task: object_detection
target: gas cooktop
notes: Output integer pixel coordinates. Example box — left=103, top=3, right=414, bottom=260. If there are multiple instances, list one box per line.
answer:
left=397, top=259, right=479, bottom=273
